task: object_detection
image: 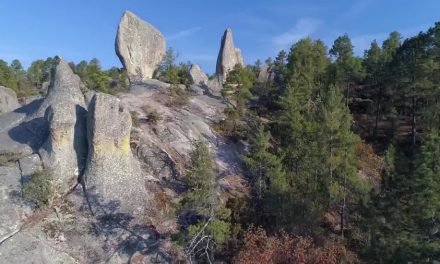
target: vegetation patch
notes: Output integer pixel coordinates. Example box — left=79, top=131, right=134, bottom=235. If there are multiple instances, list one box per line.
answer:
left=130, top=111, right=140, bottom=127
left=0, top=151, right=23, bottom=166
left=23, top=170, right=58, bottom=208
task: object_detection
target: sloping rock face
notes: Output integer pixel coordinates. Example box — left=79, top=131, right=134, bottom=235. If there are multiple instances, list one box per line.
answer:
left=38, top=59, right=88, bottom=192
left=0, top=86, right=20, bottom=114
left=189, top=64, right=208, bottom=85
left=215, top=28, right=244, bottom=82
left=121, top=81, right=243, bottom=181
left=116, top=11, right=166, bottom=82
left=85, top=93, right=145, bottom=214
left=0, top=165, right=28, bottom=240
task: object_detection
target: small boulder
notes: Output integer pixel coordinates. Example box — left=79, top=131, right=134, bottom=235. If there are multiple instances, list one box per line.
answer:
left=85, top=93, right=145, bottom=214
left=116, top=11, right=166, bottom=82
left=207, top=76, right=223, bottom=96
left=215, top=28, right=244, bottom=82
left=0, top=86, right=20, bottom=114
left=189, top=64, right=208, bottom=86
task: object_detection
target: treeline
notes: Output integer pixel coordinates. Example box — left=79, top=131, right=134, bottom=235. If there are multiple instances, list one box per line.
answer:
left=181, top=22, right=440, bottom=263
left=0, top=56, right=128, bottom=99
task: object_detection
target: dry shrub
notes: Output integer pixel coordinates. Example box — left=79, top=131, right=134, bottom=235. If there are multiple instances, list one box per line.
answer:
left=234, top=226, right=358, bottom=264
left=0, top=151, right=23, bottom=166
left=355, top=142, right=384, bottom=186
left=130, top=111, right=140, bottom=127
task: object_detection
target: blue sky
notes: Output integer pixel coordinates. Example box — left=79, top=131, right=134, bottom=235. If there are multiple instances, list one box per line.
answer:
left=0, top=0, right=439, bottom=74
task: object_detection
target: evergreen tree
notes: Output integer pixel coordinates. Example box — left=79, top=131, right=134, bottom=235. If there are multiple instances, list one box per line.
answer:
left=178, top=141, right=231, bottom=263
left=364, top=132, right=440, bottom=262
left=287, top=38, right=329, bottom=89
left=330, top=34, right=365, bottom=104
left=0, top=60, right=19, bottom=91
left=220, top=64, right=254, bottom=138
left=242, top=122, right=285, bottom=227
left=272, top=50, right=288, bottom=91
left=320, top=85, right=368, bottom=236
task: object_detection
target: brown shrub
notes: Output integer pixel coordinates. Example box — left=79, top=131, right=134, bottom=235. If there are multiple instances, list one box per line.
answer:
left=355, top=142, right=384, bottom=187
left=233, top=226, right=358, bottom=264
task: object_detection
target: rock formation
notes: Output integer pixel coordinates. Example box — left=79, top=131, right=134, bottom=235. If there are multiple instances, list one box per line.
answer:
left=115, top=11, right=166, bottom=82
left=85, top=93, right=145, bottom=214
left=215, top=28, right=244, bottom=82
left=0, top=86, right=20, bottom=114
left=38, top=59, right=88, bottom=192
left=235, top=48, right=244, bottom=66
left=189, top=64, right=208, bottom=86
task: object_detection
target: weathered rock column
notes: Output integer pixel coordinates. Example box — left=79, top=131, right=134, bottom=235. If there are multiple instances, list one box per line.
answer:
left=215, top=28, right=245, bottom=82
left=85, top=93, right=145, bottom=214
left=38, top=59, right=88, bottom=192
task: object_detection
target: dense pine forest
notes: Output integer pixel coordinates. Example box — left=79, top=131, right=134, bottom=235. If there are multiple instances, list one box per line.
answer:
left=1, top=22, right=440, bottom=263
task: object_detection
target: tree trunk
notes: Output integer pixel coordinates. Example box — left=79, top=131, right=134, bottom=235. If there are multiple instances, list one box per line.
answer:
left=373, top=82, right=382, bottom=139
left=412, top=95, right=416, bottom=146
left=341, top=148, right=348, bottom=238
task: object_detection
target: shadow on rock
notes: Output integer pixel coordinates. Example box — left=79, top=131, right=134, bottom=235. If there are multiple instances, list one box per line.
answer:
left=13, top=98, right=44, bottom=116
left=74, top=105, right=88, bottom=173
left=7, top=117, right=48, bottom=152
left=72, top=187, right=171, bottom=263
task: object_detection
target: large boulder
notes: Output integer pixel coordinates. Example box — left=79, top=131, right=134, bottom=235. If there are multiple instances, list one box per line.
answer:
left=38, top=59, right=88, bottom=192
left=116, top=11, right=166, bottom=82
left=85, top=93, right=145, bottom=215
left=189, top=64, right=208, bottom=86
left=215, top=28, right=244, bottom=82
left=0, top=86, right=20, bottom=114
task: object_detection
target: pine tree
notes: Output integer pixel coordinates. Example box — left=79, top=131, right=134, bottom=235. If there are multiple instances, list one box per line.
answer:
left=363, top=131, right=440, bottom=262
left=320, top=85, right=368, bottom=237
left=178, top=141, right=231, bottom=263
left=220, top=64, right=254, bottom=138
left=242, top=122, right=285, bottom=227
left=287, top=38, right=329, bottom=89
left=181, top=141, right=217, bottom=215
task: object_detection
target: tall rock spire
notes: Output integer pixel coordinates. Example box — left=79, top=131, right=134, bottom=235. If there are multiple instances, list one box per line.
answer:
left=215, top=28, right=244, bottom=82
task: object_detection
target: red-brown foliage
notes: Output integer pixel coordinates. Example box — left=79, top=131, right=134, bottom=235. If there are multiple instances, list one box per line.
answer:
left=233, top=226, right=358, bottom=264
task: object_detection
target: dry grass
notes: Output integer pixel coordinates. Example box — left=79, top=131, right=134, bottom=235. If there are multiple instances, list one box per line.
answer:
left=355, top=141, right=384, bottom=187
left=0, top=151, right=23, bottom=166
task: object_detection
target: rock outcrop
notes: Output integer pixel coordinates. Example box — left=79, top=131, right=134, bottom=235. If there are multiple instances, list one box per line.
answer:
left=189, top=64, right=208, bottom=86
left=116, top=11, right=166, bottom=82
left=215, top=28, right=244, bottom=82
left=235, top=48, right=244, bottom=66
left=0, top=86, right=20, bottom=114
left=38, top=59, right=88, bottom=192
left=85, top=93, right=145, bottom=214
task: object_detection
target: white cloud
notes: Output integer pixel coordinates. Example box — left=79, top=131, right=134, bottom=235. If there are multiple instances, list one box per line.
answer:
left=272, top=18, right=322, bottom=49
left=167, top=26, right=202, bottom=41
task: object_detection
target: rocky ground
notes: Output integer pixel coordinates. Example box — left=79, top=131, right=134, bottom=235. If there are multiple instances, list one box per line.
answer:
left=0, top=8, right=249, bottom=263
left=0, top=63, right=245, bottom=264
